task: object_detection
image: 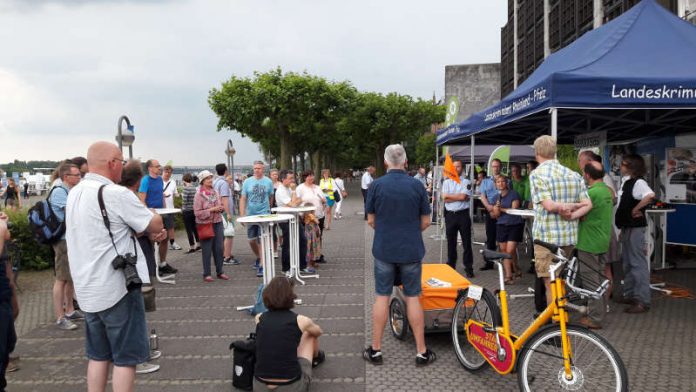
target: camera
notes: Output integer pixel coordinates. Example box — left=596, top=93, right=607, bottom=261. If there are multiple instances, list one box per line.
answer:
left=112, top=253, right=142, bottom=290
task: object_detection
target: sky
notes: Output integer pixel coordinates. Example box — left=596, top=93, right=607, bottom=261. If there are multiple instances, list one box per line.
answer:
left=0, top=0, right=507, bottom=166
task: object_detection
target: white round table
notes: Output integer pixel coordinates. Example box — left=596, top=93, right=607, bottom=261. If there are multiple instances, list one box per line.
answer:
left=153, top=208, right=182, bottom=284
left=272, top=206, right=318, bottom=284
left=646, top=209, right=676, bottom=271
left=237, top=214, right=293, bottom=286
left=505, top=208, right=535, bottom=218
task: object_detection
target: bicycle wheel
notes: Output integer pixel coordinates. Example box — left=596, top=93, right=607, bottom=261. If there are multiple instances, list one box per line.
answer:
left=389, top=297, right=409, bottom=340
left=517, top=324, right=628, bottom=392
left=451, top=288, right=502, bottom=371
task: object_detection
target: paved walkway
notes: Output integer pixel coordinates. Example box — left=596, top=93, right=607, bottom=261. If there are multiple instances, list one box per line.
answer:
left=7, top=182, right=696, bottom=391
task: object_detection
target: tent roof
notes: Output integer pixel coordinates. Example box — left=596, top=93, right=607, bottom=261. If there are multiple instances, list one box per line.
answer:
left=438, top=0, right=696, bottom=146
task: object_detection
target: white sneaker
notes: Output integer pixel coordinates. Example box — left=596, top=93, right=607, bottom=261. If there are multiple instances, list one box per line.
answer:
left=135, top=362, right=160, bottom=374
left=149, top=350, right=162, bottom=360
left=273, top=251, right=279, bottom=259
left=169, top=242, right=182, bottom=250
left=56, top=317, right=77, bottom=330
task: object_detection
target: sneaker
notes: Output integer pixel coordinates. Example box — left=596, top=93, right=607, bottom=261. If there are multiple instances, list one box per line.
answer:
left=56, top=317, right=78, bottom=330
left=149, top=350, right=162, bottom=360
left=315, top=255, right=327, bottom=264
left=625, top=303, right=649, bottom=314
left=256, top=267, right=264, bottom=277
left=363, top=346, right=383, bottom=365
left=465, top=269, right=475, bottom=279
left=312, top=350, right=325, bottom=368
left=169, top=242, right=182, bottom=250
left=415, top=348, right=437, bottom=366
left=223, top=257, right=240, bottom=266
left=301, top=267, right=317, bottom=274
left=135, top=362, right=160, bottom=374
left=186, top=248, right=196, bottom=254
left=252, top=258, right=260, bottom=269
left=203, top=276, right=214, bottom=283
left=217, top=273, right=230, bottom=280
left=284, top=271, right=293, bottom=278
left=64, top=309, right=85, bottom=321
left=273, top=251, right=279, bottom=259
left=159, top=263, right=178, bottom=274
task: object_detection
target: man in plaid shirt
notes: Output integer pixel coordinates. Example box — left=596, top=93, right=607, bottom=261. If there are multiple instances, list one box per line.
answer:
left=529, top=135, right=592, bottom=307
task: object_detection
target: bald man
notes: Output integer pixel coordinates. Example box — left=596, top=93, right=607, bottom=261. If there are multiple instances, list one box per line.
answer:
left=575, top=160, right=613, bottom=329
left=66, top=142, right=166, bottom=392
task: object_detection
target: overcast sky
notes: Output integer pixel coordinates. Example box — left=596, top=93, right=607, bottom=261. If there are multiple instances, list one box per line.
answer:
left=0, top=0, right=506, bottom=166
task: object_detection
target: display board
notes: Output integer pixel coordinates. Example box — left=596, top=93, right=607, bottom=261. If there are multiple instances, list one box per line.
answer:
left=666, top=147, right=696, bottom=204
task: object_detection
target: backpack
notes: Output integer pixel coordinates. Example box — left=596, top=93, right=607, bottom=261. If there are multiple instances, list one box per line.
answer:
left=229, top=333, right=256, bottom=390
left=248, top=283, right=267, bottom=316
left=27, top=186, right=67, bottom=245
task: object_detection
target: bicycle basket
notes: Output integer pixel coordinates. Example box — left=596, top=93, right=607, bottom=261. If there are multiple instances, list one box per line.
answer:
left=564, top=256, right=610, bottom=300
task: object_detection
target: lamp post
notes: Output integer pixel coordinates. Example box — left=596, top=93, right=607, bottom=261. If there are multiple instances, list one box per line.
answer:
left=116, top=115, right=135, bottom=159
left=225, top=139, right=236, bottom=177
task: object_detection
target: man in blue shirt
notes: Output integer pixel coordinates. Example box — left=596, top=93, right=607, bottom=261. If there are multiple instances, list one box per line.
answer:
left=479, top=158, right=507, bottom=270
left=363, top=144, right=436, bottom=367
left=240, top=161, right=274, bottom=276
left=138, top=159, right=177, bottom=275
left=442, top=159, right=475, bottom=278
left=49, top=163, right=83, bottom=331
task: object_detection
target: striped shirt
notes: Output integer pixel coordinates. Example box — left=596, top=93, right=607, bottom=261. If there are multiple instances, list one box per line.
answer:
left=181, top=185, right=197, bottom=212
left=530, top=160, right=589, bottom=246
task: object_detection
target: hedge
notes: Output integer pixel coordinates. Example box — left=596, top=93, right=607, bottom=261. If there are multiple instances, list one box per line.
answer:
left=5, top=208, right=54, bottom=270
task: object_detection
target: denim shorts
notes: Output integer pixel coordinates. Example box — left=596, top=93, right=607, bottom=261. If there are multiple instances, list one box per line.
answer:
left=247, top=224, right=261, bottom=241
left=374, top=259, right=422, bottom=297
left=84, top=289, right=149, bottom=367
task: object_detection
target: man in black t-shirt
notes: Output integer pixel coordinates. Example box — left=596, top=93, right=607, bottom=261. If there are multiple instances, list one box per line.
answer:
left=0, top=212, right=19, bottom=392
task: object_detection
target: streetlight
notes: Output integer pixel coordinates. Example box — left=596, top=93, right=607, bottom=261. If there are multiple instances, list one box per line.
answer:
left=225, top=139, right=236, bottom=177
left=116, top=115, right=135, bottom=159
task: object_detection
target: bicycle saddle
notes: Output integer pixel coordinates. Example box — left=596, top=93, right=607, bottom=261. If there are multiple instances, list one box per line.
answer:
left=481, top=249, right=512, bottom=260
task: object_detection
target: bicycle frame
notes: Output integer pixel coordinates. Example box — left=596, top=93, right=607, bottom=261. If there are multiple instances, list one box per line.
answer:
left=465, top=255, right=575, bottom=378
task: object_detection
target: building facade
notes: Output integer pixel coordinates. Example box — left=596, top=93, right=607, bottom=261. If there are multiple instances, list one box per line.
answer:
left=444, top=63, right=501, bottom=124
left=500, top=0, right=682, bottom=97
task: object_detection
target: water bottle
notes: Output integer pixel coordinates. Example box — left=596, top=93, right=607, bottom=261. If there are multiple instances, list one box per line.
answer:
left=149, top=329, right=159, bottom=351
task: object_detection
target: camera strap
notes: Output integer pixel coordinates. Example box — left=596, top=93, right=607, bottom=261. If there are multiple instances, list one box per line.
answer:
left=98, top=185, right=138, bottom=257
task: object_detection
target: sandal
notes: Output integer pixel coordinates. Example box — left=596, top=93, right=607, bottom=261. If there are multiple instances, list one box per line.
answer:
left=504, top=276, right=515, bottom=285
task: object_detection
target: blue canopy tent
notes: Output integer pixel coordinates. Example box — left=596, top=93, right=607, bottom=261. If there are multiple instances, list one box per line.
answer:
left=437, top=0, right=696, bottom=146
left=436, top=0, right=696, bottom=247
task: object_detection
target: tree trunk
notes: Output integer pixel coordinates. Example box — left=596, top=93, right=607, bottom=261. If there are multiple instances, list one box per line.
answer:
left=312, top=151, right=321, bottom=177
left=300, top=152, right=306, bottom=173
left=279, top=127, right=293, bottom=170
left=375, top=147, right=385, bottom=176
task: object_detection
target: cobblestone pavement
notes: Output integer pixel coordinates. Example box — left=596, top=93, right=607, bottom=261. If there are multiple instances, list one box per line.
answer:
left=7, top=182, right=696, bottom=391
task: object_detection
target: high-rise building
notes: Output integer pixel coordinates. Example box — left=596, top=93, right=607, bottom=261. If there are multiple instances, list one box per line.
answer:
left=500, top=0, right=681, bottom=97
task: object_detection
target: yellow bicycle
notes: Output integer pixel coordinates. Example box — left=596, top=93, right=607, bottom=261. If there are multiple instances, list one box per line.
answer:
left=451, top=240, right=628, bottom=391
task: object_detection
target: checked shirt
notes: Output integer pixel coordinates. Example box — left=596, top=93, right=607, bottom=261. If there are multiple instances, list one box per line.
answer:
left=530, top=159, right=589, bottom=246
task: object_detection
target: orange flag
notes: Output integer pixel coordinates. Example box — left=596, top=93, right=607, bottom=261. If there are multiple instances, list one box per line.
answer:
left=443, top=152, right=460, bottom=184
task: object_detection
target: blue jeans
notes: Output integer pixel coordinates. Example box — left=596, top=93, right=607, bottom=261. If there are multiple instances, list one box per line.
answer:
left=201, top=222, right=224, bottom=277
left=374, top=259, right=422, bottom=297
left=84, top=290, right=148, bottom=367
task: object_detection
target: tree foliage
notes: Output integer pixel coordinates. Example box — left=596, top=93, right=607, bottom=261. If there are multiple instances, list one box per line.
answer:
left=209, top=68, right=444, bottom=173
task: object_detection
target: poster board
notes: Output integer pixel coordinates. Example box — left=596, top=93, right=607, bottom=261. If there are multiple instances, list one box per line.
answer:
left=665, top=147, right=696, bottom=204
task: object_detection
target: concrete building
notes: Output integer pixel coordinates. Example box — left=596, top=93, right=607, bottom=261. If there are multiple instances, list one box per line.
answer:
left=444, top=63, right=501, bottom=123
left=500, top=0, right=686, bottom=97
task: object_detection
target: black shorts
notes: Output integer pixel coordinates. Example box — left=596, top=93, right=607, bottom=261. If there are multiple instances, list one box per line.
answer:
left=496, top=224, right=524, bottom=243
left=163, top=214, right=175, bottom=230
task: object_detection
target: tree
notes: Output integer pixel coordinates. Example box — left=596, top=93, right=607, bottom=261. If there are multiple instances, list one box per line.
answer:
left=415, top=132, right=437, bottom=167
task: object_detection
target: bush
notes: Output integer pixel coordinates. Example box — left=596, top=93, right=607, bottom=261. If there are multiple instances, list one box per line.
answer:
left=5, top=208, right=53, bottom=270
left=173, top=194, right=184, bottom=230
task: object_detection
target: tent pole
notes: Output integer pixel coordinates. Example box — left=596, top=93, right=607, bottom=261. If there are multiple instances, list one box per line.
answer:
left=470, top=135, right=475, bottom=224
left=550, top=107, right=558, bottom=158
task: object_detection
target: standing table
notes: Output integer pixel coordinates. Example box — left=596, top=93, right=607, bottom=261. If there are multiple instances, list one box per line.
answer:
left=272, top=206, right=318, bottom=284
left=645, top=209, right=676, bottom=270
left=153, top=208, right=181, bottom=284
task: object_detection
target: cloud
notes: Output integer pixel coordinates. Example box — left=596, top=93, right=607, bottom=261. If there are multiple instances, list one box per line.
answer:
left=0, top=0, right=181, bottom=12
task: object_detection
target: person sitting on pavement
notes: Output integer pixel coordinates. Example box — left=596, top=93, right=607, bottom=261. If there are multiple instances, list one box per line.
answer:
left=49, top=162, right=84, bottom=331
left=254, top=276, right=324, bottom=391
left=364, top=144, right=436, bottom=367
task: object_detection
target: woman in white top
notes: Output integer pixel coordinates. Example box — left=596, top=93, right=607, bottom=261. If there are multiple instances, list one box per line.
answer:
left=295, top=170, right=327, bottom=263
left=319, top=169, right=337, bottom=230
left=333, top=172, right=347, bottom=220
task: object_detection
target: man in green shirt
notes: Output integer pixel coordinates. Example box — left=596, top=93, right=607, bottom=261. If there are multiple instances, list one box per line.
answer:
left=510, top=163, right=529, bottom=207
left=576, top=161, right=614, bottom=329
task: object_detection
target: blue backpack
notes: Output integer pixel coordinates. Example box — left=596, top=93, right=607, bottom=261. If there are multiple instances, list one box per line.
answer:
left=27, top=186, right=66, bottom=245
